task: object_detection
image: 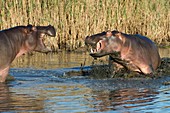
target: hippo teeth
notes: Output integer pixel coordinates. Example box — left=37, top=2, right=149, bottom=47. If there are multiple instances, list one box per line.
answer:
left=90, top=41, right=102, bottom=53
left=90, top=48, right=97, bottom=53
left=91, top=48, right=94, bottom=53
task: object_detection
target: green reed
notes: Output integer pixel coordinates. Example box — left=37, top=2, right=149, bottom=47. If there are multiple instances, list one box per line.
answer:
left=0, top=0, right=169, bottom=50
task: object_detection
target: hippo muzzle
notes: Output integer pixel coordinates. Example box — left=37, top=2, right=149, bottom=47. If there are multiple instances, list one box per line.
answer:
left=32, top=25, right=56, bottom=53
left=85, top=31, right=120, bottom=58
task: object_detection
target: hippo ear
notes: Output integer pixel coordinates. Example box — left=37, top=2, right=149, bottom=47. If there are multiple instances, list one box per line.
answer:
left=106, top=31, right=112, bottom=37
left=115, top=33, right=126, bottom=43
left=24, top=25, right=37, bottom=34
left=115, top=33, right=123, bottom=40
left=31, top=26, right=37, bottom=31
left=27, top=24, right=37, bottom=31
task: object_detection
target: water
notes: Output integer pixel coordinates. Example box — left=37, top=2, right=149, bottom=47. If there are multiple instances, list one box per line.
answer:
left=0, top=48, right=170, bottom=113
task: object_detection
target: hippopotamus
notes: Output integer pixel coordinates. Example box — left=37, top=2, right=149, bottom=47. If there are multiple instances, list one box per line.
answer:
left=0, top=24, right=56, bottom=82
left=85, top=30, right=161, bottom=75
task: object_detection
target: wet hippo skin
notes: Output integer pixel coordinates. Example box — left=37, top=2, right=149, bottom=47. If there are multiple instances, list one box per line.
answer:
left=85, top=31, right=161, bottom=75
left=0, top=25, right=56, bottom=82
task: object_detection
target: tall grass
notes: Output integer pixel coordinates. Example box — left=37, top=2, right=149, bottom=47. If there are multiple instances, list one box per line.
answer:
left=0, top=0, right=169, bottom=50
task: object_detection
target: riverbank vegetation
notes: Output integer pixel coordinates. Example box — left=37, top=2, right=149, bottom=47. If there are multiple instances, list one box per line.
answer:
left=0, top=0, right=169, bottom=50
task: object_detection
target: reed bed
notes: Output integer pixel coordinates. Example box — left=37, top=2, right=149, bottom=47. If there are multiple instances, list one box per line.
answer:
left=0, top=0, right=169, bottom=50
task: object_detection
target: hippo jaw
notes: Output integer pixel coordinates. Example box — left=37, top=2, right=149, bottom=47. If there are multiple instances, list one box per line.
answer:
left=34, top=35, right=52, bottom=53
left=85, top=33, right=109, bottom=57
left=89, top=40, right=110, bottom=57
left=34, top=25, right=56, bottom=53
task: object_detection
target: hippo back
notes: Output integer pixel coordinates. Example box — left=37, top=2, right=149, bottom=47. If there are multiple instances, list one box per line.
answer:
left=131, top=34, right=161, bottom=70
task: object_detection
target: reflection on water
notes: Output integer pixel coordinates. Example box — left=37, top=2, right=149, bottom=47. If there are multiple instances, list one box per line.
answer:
left=0, top=48, right=170, bottom=112
left=11, top=48, right=170, bottom=69
left=89, top=88, right=158, bottom=112
left=11, top=51, right=95, bottom=69
left=0, top=83, right=44, bottom=112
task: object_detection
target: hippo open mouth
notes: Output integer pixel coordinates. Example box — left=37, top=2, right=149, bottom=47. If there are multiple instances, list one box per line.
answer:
left=85, top=30, right=120, bottom=58
left=41, top=34, right=53, bottom=51
left=33, top=33, right=54, bottom=53
left=34, top=25, right=56, bottom=53
left=88, top=39, right=120, bottom=58
left=88, top=40, right=112, bottom=58
left=90, top=40, right=104, bottom=54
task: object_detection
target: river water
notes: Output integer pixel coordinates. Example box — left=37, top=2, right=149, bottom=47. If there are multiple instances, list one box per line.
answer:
left=0, top=48, right=170, bottom=113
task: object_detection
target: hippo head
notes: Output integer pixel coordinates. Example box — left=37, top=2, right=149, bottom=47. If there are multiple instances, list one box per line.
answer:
left=24, top=24, right=56, bottom=53
left=85, top=31, right=123, bottom=58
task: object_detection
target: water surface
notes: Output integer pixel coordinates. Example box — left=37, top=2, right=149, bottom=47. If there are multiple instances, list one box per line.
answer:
left=0, top=48, right=170, bottom=112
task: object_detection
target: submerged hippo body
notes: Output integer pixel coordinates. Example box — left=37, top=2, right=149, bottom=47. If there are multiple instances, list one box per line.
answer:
left=85, top=31, right=161, bottom=74
left=0, top=25, right=56, bottom=82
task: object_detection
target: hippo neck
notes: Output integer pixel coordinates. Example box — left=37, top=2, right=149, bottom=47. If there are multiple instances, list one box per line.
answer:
left=120, top=37, right=131, bottom=60
left=3, top=27, right=27, bottom=57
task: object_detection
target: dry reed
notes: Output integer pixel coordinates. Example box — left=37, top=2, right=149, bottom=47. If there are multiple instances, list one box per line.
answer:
left=0, top=0, right=169, bottom=50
